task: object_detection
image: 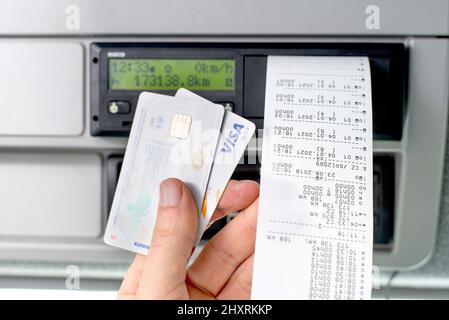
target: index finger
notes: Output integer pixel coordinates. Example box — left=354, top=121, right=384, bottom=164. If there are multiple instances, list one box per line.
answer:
left=187, top=197, right=259, bottom=296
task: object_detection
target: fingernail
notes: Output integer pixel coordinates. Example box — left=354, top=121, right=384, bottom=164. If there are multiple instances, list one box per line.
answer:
left=233, top=180, right=242, bottom=193
left=159, top=179, right=182, bottom=207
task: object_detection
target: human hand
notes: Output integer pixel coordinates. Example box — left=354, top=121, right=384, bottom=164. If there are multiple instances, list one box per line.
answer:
left=117, top=178, right=260, bottom=299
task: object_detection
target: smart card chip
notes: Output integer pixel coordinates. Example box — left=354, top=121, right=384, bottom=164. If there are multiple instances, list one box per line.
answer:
left=169, top=113, right=192, bottom=139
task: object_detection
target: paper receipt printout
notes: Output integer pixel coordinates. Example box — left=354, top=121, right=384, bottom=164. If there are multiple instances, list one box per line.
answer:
left=252, top=56, right=373, bottom=299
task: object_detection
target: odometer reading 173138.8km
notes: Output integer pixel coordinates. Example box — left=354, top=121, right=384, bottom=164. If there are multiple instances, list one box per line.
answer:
left=108, top=59, right=235, bottom=91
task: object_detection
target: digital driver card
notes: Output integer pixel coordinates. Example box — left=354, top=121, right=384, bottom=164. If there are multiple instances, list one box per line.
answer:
left=104, top=92, right=224, bottom=254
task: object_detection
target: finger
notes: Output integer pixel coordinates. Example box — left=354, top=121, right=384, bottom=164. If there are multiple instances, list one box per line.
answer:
left=217, top=255, right=254, bottom=300
left=117, top=254, right=146, bottom=299
left=186, top=284, right=215, bottom=300
left=136, top=178, right=198, bottom=299
left=208, top=180, right=259, bottom=224
left=187, top=198, right=258, bottom=296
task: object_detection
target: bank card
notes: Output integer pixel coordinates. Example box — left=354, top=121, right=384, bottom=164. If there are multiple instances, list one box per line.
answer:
left=104, top=92, right=224, bottom=254
left=175, top=88, right=256, bottom=246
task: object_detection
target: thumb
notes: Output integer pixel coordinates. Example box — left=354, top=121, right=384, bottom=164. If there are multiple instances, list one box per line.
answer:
left=136, top=178, right=198, bottom=299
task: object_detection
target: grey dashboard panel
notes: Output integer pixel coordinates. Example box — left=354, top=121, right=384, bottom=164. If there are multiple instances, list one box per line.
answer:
left=0, top=0, right=448, bottom=36
left=0, top=0, right=448, bottom=292
left=0, top=152, right=102, bottom=238
left=0, top=42, right=84, bottom=136
left=0, top=37, right=446, bottom=271
left=375, top=39, right=449, bottom=269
